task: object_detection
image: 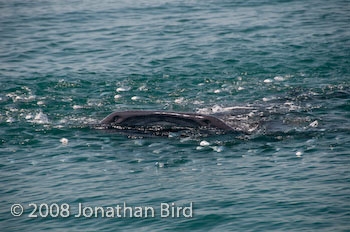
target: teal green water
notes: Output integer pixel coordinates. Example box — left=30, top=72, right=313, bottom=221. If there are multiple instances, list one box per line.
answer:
left=1, top=0, right=350, bottom=231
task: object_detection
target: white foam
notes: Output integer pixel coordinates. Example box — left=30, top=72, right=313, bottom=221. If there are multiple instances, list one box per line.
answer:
left=9, top=107, right=18, bottom=112
left=33, top=112, right=49, bottom=124
left=309, top=120, right=318, bottom=127
left=155, top=162, right=165, bottom=168
left=174, top=97, right=184, bottom=104
left=200, top=140, right=210, bottom=146
left=116, top=87, right=130, bottom=92
left=211, top=146, right=224, bottom=152
left=274, top=76, right=285, bottom=81
left=114, top=94, right=122, bottom=100
left=134, top=140, right=144, bottom=146
left=212, top=105, right=223, bottom=113
left=284, top=102, right=299, bottom=110
left=168, top=132, right=177, bottom=138
left=73, top=105, right=83, bottom=110
left=180, top=137, right=191, bottom=143
left=27, top=95, right=36, bottom=100
left=264, top=79, right=273, bottom=83
left=193, top=100, right=204, bottom=105
left=25, top=114, right=33, bottom=120
left=6, top=117, right=15, bottom=123
left=138, top=85, right=148, bottom=91
left=14, top=96, right=23, bottom=102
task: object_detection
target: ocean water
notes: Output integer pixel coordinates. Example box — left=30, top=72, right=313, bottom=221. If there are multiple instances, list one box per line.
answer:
left=1, top=0, right=350, bottom=231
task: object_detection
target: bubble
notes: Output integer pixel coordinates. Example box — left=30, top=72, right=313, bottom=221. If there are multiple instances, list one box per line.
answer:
left=60, top=138, right=68, bottom=145
left=200, top=140, right=210, bottom=146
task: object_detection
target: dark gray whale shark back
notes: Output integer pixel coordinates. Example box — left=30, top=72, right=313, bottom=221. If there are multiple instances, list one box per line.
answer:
left=100, top=110, right=234, bottom=135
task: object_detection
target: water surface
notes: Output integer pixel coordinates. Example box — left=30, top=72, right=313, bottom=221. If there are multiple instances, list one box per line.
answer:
left=1, top=0, right=350, bottom=231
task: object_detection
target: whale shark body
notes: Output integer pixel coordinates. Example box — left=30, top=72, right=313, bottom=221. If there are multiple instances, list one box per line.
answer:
left=97, top=106, right=318, bottom=138
left=99, top=110, right=235, bottom=136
